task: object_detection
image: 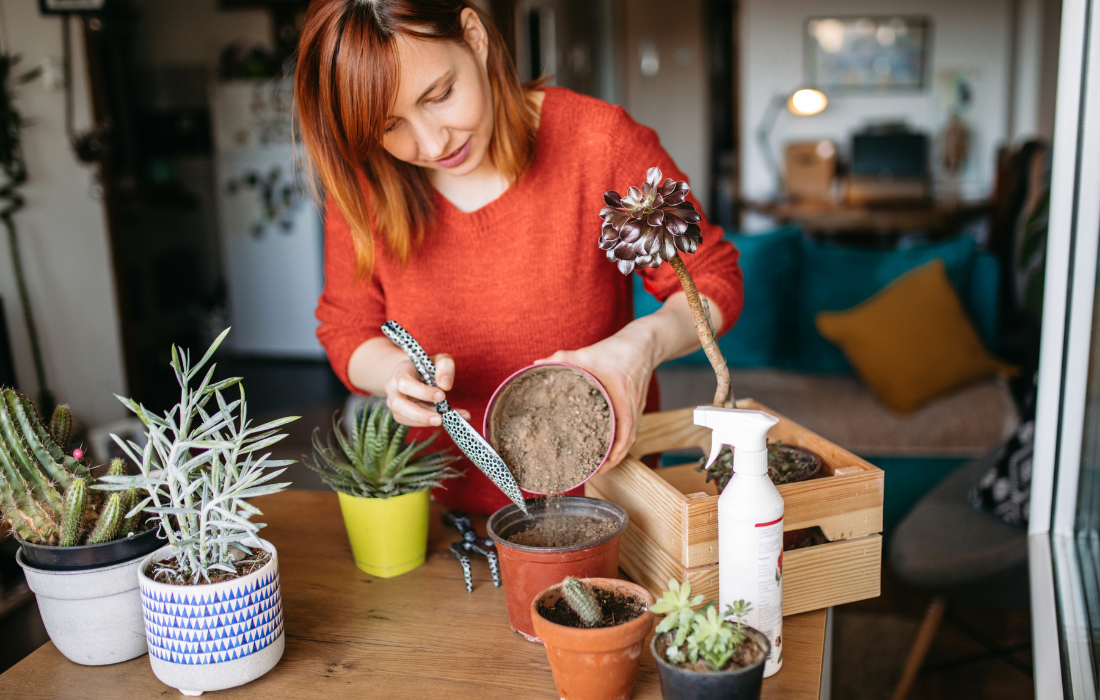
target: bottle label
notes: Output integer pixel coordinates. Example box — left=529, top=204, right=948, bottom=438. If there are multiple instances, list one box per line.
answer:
left=720, top=516, right=784, bottom=677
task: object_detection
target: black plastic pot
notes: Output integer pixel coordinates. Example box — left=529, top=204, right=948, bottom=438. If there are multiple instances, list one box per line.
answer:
left=15, top=526, right=161, bottom=571
left=651, top=628, right=771, bottom=700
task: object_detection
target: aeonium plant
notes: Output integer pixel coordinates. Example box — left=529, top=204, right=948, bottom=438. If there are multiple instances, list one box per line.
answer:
left=99, top=328, right=298, bottom=584
left=599, top=167, right=732, bottom=406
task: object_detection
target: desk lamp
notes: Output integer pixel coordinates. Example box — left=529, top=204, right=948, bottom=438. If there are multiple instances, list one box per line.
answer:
left=755, top=88, right=828, bottom=194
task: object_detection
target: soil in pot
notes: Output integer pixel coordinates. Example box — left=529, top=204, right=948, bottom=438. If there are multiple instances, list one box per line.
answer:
left=490, top=366, right=613, bottom=494
left=537, top=587, right=648, bottom=628
left=703, top=442, right=823, bottom=492
left=506, top=510, right=620, bottom=548
left=147, top=548, right=271, bottom=585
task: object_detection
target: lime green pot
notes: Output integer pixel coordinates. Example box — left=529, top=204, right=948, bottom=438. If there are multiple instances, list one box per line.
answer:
left=337, top=490, right=430, bottom=578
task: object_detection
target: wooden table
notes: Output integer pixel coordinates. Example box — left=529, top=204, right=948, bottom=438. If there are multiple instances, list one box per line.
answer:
left=0, top=490, right=828, bottom=699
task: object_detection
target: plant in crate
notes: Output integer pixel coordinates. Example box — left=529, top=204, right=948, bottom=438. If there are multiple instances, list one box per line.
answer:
left=649, top=579, right=770, bottom=700
left=700, top=439, right=824, bottom=492
left=101, top=328, right=297, bottom=695
left=1, top=389, right=161, bottom=665
left=530, top=576, right=656, bottom=700
left=304, top=401, right=459, bottom=578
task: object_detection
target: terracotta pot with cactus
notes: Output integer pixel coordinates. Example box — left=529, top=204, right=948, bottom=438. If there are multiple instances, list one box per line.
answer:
left=531, top=577, right=655, bottom=700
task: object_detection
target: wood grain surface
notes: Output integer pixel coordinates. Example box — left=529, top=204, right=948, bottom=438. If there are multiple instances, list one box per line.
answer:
left=0, top=490, right=827, bottom=699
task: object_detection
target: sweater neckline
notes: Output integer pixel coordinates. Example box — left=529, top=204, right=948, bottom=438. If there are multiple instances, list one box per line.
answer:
left=433, top=88, right=553, bottom=226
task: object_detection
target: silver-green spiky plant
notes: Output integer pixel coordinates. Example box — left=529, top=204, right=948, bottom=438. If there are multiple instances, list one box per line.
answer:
left=100, top=328, right=297, bottom=584
left=562, top=577, right=602, bottom=627
left=305, top=402, right=460, bottom=499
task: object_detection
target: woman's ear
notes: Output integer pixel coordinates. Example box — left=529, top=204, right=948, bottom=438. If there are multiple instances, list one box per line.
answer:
left=460, top=7, right=490, bottom=66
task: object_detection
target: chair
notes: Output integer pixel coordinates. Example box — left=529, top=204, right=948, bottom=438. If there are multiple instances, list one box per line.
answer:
left=888, top=450, right=1030, bottom=700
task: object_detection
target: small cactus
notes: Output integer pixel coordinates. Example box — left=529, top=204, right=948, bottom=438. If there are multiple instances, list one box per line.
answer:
left=562, top=577, right=602, bottom=627
left=58, top=478, right=87, bottom=546
left=87, top=492, right=123, bottom=545
left=49, top=405, right=73, bottom=451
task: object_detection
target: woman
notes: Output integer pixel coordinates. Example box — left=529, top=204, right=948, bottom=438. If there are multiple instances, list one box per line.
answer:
left=296, top=0, right=743, bottom=514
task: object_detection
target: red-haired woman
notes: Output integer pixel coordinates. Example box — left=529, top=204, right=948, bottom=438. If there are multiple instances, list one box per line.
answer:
left=296, top=0, right=743, bottom=514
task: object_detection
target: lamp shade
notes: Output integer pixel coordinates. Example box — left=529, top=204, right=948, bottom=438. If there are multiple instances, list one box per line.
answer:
left=788, top=89, right=828, bottom=116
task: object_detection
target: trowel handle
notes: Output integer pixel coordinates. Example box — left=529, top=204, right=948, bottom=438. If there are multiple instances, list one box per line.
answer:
left=381, top=321, right=449, bottom=412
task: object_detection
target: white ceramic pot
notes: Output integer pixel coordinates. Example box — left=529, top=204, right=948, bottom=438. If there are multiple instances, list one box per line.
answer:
left=138, top=540, right=285, bottom=696
left=16, top=549, right=148, bottom=665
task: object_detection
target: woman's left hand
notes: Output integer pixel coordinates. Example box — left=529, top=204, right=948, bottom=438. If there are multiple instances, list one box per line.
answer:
left=536, top=329, right=657, bottom=472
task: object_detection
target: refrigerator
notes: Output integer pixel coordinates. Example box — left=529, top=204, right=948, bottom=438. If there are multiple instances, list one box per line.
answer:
left=209, top=79, right=325, bottom=358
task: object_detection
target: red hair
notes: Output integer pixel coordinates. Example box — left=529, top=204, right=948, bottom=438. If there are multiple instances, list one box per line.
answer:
left=296, top=0, right=539, bottom=277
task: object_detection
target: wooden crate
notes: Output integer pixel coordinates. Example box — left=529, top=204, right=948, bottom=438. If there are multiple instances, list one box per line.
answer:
left=585, top=399, right=884, bottom=615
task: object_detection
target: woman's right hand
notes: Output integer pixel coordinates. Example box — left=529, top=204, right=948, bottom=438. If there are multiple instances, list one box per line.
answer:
left=382, top=353, right=471, bottom=427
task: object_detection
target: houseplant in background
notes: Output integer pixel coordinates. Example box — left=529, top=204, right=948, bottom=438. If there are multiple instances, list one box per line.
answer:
left=101, top=328, right=297, bottom=695
left=650, top=579, right=770, bottom=700
left=2, top=389, right=160, bottom=665
left=530, top=576, right=655, bottom=700
left=304, top=401, right=460, bottom=577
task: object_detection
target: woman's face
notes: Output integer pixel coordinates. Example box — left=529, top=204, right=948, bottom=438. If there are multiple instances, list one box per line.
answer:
left=381, top=9, right=494, bottom=177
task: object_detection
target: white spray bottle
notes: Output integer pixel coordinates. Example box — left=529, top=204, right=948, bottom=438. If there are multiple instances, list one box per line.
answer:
left=694, top=406, right=784, bottom=677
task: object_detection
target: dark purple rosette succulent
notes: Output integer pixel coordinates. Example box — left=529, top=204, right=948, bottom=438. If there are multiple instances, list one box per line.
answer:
left=598, top=167, right=704, bottom=275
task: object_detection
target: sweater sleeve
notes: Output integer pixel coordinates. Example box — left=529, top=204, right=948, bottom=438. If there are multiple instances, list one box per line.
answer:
left=605, top=107, right=744, bottom=337
left=315, top=197, right=386, bottom=394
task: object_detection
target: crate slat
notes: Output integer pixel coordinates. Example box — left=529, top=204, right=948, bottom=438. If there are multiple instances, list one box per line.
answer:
left=619, top=520, right=882, bottom=617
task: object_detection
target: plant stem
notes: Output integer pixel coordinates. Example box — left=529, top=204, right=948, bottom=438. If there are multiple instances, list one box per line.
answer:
left=669, top=254, right=732, bottom=407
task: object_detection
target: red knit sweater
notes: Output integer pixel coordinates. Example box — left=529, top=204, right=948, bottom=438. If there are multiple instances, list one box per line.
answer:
left=317, top=87, right=744, bottom=514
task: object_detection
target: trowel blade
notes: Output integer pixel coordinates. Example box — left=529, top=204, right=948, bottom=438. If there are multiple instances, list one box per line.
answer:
left=440, top=410, right=529, bottom=515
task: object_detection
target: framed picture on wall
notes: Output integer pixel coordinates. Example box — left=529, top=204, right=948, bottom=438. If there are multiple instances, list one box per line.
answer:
left=38, top=0, right=107, bottom=13
left=805, top=16, right=931, bottom=90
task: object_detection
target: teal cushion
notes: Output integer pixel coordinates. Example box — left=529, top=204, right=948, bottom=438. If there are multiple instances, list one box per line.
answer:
left=791, top=236, right=977, bottom=373
left=968, top=252, right=1001, bottom=349
left=634, top=227, right=801, bottom=368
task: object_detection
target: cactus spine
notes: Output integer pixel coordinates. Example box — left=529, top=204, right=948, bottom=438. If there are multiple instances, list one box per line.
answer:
left=562, top=577, right=603, bottom=627
left=58, top=478, right=87, bottom=546
left=49, top=405, right=73, bottom=451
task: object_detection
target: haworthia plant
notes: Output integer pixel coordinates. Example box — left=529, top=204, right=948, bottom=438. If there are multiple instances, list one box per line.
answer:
left=562, top=577, right=602, bottom=627
left=305, top=402, right=460, bottom=499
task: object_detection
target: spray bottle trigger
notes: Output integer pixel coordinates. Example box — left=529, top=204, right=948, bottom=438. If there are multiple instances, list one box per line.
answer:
left=705, top=437, right=724, bottom=470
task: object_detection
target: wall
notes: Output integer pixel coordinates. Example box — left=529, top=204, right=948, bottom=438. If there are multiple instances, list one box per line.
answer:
left=740, top=0, right=1013, bottom=201
left=621, top=0, right=710, bottom=212
left=129, top=0, right=272, bottom=70
left=0, top=1, right=126, bottom=424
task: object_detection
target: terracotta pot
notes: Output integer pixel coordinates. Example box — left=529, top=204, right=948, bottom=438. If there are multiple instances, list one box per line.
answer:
left=487, top=497, right=627, bottom=642
left=531, top=578, right=655, bottom=700
left=484, top=362, right=616, bottom=495
left=651, top=628, right=771, bottom=700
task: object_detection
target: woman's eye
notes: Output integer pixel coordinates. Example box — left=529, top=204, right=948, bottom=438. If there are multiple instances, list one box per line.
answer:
left=384, top=121, right=398, bottom=134
left=434, top=85, right=453, bottom=103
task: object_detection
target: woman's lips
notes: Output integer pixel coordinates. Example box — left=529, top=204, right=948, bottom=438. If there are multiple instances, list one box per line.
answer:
left=435, top=139, right=471, bottom=169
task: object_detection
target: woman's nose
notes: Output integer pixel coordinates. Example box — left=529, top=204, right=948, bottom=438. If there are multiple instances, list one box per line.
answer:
left=414, top=122, right=450, bottom=161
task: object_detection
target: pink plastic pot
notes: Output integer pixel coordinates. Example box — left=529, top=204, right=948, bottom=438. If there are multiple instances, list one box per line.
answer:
left=484, top=362, right=616, bottom=496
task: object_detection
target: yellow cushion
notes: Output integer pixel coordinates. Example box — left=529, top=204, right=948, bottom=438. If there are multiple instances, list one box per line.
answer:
left=815, top=259, right=1017, bottom=413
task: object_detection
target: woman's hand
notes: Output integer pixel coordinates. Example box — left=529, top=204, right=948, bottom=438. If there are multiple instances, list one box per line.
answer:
left=382, top=353, right=472, bottom=427
left=536, top=328, right=657, bottom=472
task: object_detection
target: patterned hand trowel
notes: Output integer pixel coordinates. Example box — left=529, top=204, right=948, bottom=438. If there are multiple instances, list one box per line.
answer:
left=381, top=321, right=529, bottom=515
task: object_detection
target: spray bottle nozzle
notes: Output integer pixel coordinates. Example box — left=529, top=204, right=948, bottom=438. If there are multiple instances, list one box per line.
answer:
left=694, top=407, right=779, bottom=475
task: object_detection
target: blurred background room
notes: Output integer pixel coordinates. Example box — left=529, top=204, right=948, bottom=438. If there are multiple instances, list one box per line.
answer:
left=1, top=0, right=1095, bottom=698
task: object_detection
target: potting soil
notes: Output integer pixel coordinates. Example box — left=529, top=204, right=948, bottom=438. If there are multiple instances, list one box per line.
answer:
left=538, top=587, right=647, bottom=628
left=506, top=513, right=619, bottom=548
left=147, top=549, right=271, bottom=585
left=491, top=366, right=613, bottom=494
